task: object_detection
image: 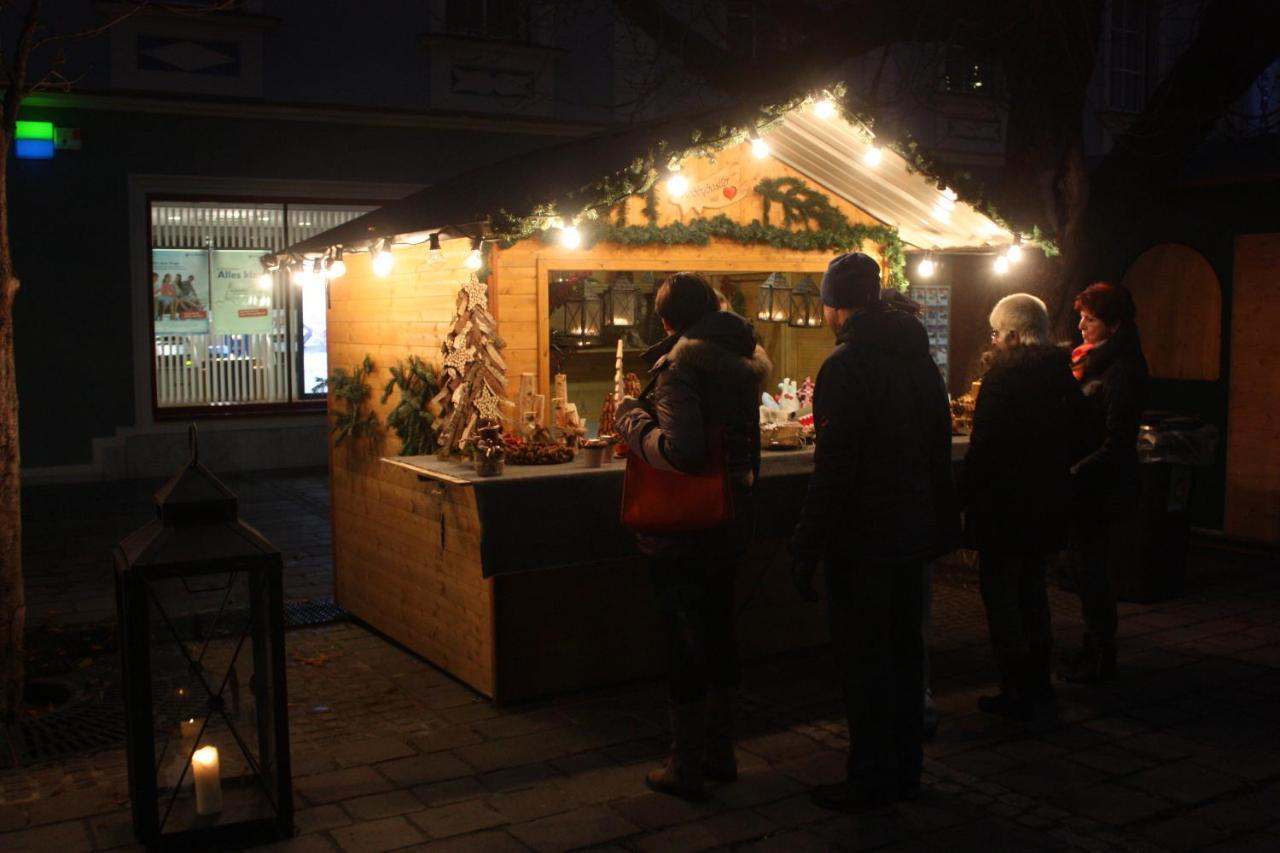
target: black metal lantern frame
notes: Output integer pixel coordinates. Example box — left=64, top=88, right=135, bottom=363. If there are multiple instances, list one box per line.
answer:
left=603, top=273, right=638, bottom=328
left=115, top=430, right=292, bottom=851
left=788, top=275, right=824, bottom=328
left=558, top=277, right=604, bottom=341
left=757, top=272, right=792, bottom=324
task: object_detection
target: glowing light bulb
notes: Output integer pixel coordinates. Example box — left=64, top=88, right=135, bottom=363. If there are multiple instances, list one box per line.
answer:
left=863, top=146, right=883, bottom=167
left=917, top=257, right=936, bottom=278
left=257, top=272, right=272, bottom=290
left=1006, top=242, right=1023, bottom=263
left=327, top=258, right=346, bottom=279
left=666, top=173, right=689, bottom=198
left=465, top=249, right=482, bottom=270
left=560, top=225, right=581, bottom=249
left=814, top=98, right=837, bottom=119
left=372, top=247, right=394, bottom=278
left=751, top=136, right=770, bottom=159
left=940, top=187, right=958, bottom=207
left=994, top=255, right=1010, bottom=275
left=291, top=264, right=312, bottom=287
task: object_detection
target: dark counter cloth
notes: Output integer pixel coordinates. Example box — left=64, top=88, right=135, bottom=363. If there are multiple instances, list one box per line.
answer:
left=391, top=439, right=966, bottom=578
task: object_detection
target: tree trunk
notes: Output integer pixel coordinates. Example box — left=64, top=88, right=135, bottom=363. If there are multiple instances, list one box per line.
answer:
left=0, top=140, right=23, bottom=724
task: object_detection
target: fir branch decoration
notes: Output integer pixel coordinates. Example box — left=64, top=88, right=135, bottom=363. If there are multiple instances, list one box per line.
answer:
left=325, top=355, right=380, bottom=445
left=380, top=355, right=441, bottom=456
left=537, top=211, right=908, bottom=290
left=756, top=177, right=846, bottom=231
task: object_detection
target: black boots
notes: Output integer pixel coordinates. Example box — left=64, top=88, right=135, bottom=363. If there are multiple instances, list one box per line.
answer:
left=979, top=648, right=1056, bottom=722
left=1059, top=640, right=1117, bottom=683
left=647, top=688, right=739, bottom=799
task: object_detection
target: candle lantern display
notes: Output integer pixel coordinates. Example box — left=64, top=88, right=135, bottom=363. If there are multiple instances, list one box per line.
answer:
left=757, top=272, right=791, bottom=323
left=603, top=272, right=638, bottom=327
left=558, top=277, right=604, bottom=340
left=788, top=275, right=823, bottom=328
left=114, top=427, right=292, bottom=851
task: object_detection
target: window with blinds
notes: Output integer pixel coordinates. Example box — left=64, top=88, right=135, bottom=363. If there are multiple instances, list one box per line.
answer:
left=148, top=200, right=372, bottom=411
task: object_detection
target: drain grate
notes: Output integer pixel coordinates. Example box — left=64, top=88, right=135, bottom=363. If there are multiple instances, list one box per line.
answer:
left=11, top=699, right=127, bottom=765
left=0, top=599, right=348, bottom=768
left=283, top=596, right=349, bottom=628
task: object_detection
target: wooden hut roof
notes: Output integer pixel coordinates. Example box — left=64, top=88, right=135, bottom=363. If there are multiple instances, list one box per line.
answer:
left=277, top=94, right=1014, bottom=263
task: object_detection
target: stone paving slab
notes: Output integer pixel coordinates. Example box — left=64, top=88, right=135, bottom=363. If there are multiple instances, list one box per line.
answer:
left=7, top=470, right=1280, bottom=851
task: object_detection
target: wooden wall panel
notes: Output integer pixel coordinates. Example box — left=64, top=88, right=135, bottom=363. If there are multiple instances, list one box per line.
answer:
left=1225, top=234, right=1280, bottom=544
left=327, top=239, right=498, bottom=696
left=1122, top=243, right=1222, bottom=381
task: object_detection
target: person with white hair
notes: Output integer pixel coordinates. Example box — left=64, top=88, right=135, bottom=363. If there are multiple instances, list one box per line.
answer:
left=962, top=293, right=1084, bottom=721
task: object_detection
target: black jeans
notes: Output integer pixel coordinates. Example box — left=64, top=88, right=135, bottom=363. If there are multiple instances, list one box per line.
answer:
left=649, top=553, right=740, bottom=703
left=826, top=559, right=924, bottom=792
left=978, top=550, right=1053, bottom=683
left=1070, top=512, right=1118, bottom=651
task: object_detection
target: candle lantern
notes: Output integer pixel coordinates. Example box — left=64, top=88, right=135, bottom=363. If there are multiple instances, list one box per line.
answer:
left=561, top=277, right=604, bottom=341
left=788, top=275, right=823, bottom=328
left=757, top=272, right=792, bottom=324
left=603, top=273, right=638, bottom=327
left=114, top=427, right=292, bottom=851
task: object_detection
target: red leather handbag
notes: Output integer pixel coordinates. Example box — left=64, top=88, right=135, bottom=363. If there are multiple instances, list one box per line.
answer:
left=620, top=427, right=732, bottom=533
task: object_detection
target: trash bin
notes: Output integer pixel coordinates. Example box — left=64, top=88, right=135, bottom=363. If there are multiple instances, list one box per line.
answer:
left=1114, top=413, right=1218, bottom=602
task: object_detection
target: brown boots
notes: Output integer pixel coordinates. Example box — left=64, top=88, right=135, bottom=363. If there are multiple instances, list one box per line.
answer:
left=646, top=687, right=738, bottom=799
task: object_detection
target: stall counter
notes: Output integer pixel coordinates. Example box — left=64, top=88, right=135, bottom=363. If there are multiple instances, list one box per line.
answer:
left=333, top=437, right=969, bottom=701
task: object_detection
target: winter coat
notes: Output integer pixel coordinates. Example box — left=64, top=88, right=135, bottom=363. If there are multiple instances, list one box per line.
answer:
left=790, top=302, right=959, bottom=568
left=1072, top=324, right=1149, bottom=516
left=615, top=310, right=772, bottom=558
left=961, top=344, right=1086, bottom=553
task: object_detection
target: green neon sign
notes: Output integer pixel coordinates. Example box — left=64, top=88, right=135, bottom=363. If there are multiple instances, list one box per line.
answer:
left=15, top=121, right=54, bottom=141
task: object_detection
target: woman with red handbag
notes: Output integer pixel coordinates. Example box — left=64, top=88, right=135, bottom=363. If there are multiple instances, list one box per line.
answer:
left=615, top=272, right=771, bottom=800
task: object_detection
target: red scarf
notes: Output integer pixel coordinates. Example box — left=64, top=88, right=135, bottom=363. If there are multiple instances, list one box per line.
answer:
left=1070, top=342, right=1095, bottom=381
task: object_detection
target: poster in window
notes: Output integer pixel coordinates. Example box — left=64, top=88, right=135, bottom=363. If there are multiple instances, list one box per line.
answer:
left=211, top=250, right=273, bottom=335
left=152, top=249, right=211, bottom=335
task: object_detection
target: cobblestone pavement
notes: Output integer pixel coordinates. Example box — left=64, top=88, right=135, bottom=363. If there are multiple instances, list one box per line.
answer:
left=4, top=470, right=1280, bottom=851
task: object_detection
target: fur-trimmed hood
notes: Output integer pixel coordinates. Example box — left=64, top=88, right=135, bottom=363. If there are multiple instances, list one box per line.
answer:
left=644, top=310, right=772, bottom=385
left=669, top=338, right=772, bottom=386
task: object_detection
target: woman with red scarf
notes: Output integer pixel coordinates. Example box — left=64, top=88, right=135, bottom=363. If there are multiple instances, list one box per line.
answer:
left=1062, top=282, right=1148, bottom=683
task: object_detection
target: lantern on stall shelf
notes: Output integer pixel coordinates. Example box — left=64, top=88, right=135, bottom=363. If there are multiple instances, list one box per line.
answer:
left=603, top=273, right=638, bottom=327
left=559, top=278, right=604, bottom=340
left=788, top=275, right=823, bottom=328
left=757, top=272, right=791, bottom=324
left=114, top=427, right=292, bottom=851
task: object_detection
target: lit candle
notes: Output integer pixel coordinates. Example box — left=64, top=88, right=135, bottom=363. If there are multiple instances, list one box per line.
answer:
left=191, top=746, right=223, bottom=815
left=180, top=718, right=199, bottom=742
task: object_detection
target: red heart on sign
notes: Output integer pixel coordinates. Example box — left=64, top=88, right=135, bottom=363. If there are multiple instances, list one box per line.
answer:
left=723, top=186, right=737, bottom=199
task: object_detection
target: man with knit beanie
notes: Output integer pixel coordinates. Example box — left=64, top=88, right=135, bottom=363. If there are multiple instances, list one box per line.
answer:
left=791, top=253, right=958, bottom=813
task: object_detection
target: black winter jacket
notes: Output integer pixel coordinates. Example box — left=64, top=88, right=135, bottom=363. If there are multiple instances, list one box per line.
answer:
left=615, top=310, right=772, bottom=557
left=961, top=344, right=1085, bottom=553
left=790, top=303, right=959, bottom=567
left=1073, top=324, right=1148, bottom=515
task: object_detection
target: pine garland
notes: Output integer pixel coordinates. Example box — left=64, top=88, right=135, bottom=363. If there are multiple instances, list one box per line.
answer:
left=325, top=355, right=380, bottom=445
left=516, top=177, right=906, bottom=289
left=381, top=355, right=440, bottom=456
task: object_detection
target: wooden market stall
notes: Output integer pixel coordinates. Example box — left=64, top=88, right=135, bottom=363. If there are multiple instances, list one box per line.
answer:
left=270, top=97, right=1012, bottom=701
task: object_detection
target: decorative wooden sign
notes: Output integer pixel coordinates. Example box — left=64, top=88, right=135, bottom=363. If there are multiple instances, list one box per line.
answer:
left=671, top=163, right=744, bottom=214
